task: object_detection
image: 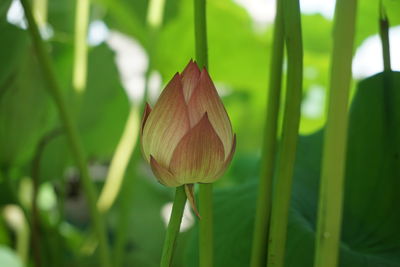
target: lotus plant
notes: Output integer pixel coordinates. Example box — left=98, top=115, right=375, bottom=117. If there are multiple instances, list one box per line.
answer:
left=140, top=60, right=236, bottom=212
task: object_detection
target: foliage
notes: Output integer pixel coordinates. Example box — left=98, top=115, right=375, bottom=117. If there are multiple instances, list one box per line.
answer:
left=187, top=72, right=400, bottom=267
left=0, top=0, right=399, bottom=266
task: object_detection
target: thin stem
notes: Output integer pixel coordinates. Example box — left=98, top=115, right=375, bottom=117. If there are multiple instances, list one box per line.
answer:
left=160, top=186, right=187, bottom=267
left=113, top=69, right=152, bottom=267
left=199, top=183, right=213, bottom=267
left=314, top=0, right=357, bottom=266
left=267, top=0, right=303, bottom=266
left=379, top=2, right=391, bottom=72
left=97, top=105, right=140, bottom=213
left=31, top=130, right=62, bottom=267
left=19, top=1, right=111, bottom=266
left=194, top=0, right=208, bottom=69
left=250, top=0, right=284, bottom=265
left=73, top=0, right=90, bottom=93
left=194, top=0, right=213, bottom=266
left=33, top=0, right=48, bottom=28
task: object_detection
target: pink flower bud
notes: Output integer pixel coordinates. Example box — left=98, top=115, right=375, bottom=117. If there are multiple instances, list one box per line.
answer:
left=140, top=60, right=236, bottom=187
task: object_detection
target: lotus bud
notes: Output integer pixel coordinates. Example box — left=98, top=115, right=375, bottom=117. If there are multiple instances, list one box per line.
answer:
left=140, top=60, right=236, bottom=188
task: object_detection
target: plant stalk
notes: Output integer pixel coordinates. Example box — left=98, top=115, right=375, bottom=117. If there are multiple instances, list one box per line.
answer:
left=194, top=0, right=208, bottom=69
left=33, top=0, right=47, bottom=28
left=194, top=0, right=213, bottom=266
left=19, top=1, right=111, bottom=266
left=160, top=186, right=187, bottom=267
left=73, top=0, right=90, bottom=93
left=266, top=0, right=303, bottom=266
left=379, top=2, right=391, bottom=72
left=250, top=0, right=284, bottom=265
left=314, top=0, right=357, bottom=266
left=199, top=183, right=213, bottom=267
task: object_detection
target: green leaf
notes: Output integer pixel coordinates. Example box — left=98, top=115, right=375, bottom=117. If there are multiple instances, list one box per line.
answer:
left=40, top=44, right=130, bottom=181
left=78, top=44, right=130, bottom=159
left=0, top=22, right=27, bottom=89
left=0, top=22, right=53, bottom=170
left=186, top=72, right=400, bottom=266
left=0, top=1, right=11, bottom=19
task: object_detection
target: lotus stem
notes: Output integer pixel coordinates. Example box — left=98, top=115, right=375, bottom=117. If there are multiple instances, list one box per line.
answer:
left=194, top=0, right=213, bottom=266
left=19, top=1, right=111, bottom=266
left=379, top=2, right=391, bottom=72
left=194, top=0, right=208, bottom=69
left=314, top=0, right=357, bottom=266
left=73, top=0, right=90, bottom=93
left=266, top=0, right=303, bottom=266
left=199, top=183, right=213, bottom=267
left=33, top=0, right=47, bottom=28
left=160, top=186, right=187, bottom=267
left=250, top=0, right=284, bottom=265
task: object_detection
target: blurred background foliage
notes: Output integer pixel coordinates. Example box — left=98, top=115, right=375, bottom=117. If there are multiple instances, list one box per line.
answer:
left=0, top=0, right=400, bottom=266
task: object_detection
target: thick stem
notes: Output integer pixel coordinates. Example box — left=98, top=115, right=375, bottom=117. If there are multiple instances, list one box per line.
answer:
left=160, top=186, right=187, bottom=267
left=33, top=0, right=47, bottom=28
left=314, top=0, right=357, bottom=267
left=199, top=183, right=213, bottom=267
left=250, top=0, right=284, bottom=266
left=19, top=1, right=111, bottom=266
left=267, top=0, right=303, bottom=266
left=194, top=0, right=208, bottom=69
left=73, top=0, right=90, bottom=93
left=194, top=0, right=213, bottom=266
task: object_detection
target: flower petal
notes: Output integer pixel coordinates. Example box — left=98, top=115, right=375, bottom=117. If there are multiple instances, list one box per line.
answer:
left=181, top=60, right=201, bottom=103
left=142, top=73, right=190, bottom=166
left=150, top=156, right=181, bottom=187
left=211, top=134, right=236, bottom=183
left=140, top=103, right=152, bottom=160
left=169, top=113, right=225, bottom=184
left=184, top=184, right=200, bottom=218
left=140, top=103, right=152, bottom=136
left=188, top=69, right=234, bottom=159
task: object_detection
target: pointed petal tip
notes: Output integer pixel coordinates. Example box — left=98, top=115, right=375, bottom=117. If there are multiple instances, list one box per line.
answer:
left=198, top=112, right=215, bottom=131
left=142, top=71, right=190, bottom=168
left=150, top=155, right=180, bottom=187
left=140, top=103, right=153, bottom=160
left=169, top=111, right=225, bottom=183
left=141, top=103, right=152, bottom=134
left=182, top=59, right=201, bottom=75
left=181, top=61, right=202, bottom=102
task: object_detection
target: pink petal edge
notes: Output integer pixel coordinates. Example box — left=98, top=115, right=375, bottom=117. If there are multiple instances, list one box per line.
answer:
left=150, top=155, right=181, bottom=187
left=187, top=69, right=234, bottom=158
left=141, top=73, right=190, bottom=166
left=169, top=113, right=225, bottom=185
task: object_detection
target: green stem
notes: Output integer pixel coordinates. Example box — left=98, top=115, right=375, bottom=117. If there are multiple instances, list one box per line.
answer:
left=194, top=0, right=208, bottom=69
left=199, top=183, right=213, bottom=267
left=194, top=0, right=213, bottom=266
left=33, top=0, right=48, bottom=28
left=379, top=2, right=391, bottom=72
left=267, top=0, right=303, bottom=266
left=250, top=0, right=284, bottom=265
left=19, top=1, right=111, bottom=267
left=314, top=0, right=357, bottom=267
left=160, top=186, right=187, bottom=267
left=113, top=66, right=152, bottom=267
left=31, top=130, right=61, bottom=267
left=73, top=0, right=90, bottom=93
left=97, top=105, right=140, bottom=213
